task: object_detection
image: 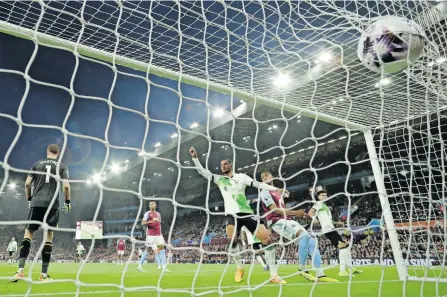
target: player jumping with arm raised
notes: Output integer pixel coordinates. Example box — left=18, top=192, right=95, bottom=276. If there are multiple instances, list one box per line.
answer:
left=116, top=239, right=125, bottom=266
left=7, top=238, right=18, bottom=265
left=11, top=144, right=71, bottom=283
left=138, top=201, right=171, bottom=273
left=189, top=147, right=285, bottom=284
left=308, top=186, right=362, bottom=277
left=260, top=170, right=338, bottom=282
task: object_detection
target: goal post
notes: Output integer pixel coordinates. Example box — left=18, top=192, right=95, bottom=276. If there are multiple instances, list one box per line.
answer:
left=363, top=130, right=408, bottom=281
left=366, top=114, right=447, bottom=283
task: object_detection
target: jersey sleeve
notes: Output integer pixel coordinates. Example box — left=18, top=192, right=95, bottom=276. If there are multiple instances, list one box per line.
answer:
left=312, top=201, right=323, bottom=211
left=60, top=164, right=69, bottom=179
left=27, top=163, right=37, bottom=179
left=192, top=158, right=220, bottom=184
left=260, top=190, right=275, bottom=208
left=143, top=212, right=149, bottom=221
left=240, top=174, right=277, bottom=191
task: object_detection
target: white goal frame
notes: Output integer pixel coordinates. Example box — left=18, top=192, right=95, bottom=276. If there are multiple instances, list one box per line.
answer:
left=0, top=2, right=446, bottom=285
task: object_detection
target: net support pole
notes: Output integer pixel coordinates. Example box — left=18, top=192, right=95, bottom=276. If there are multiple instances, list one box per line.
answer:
left=363, top=129, right=407, bottom=281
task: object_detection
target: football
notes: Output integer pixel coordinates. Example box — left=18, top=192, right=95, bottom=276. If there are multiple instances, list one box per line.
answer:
left=358, top=16, right=426, bottom=73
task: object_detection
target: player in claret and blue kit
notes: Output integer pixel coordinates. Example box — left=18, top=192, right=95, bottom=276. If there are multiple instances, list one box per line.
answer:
left=11, top=144, right=71, bottom=282
left=260, top=170, right=338, bottom=283
left=137, top=201, right=170, bottom=272
left=116, top=238, right=126, bottom=266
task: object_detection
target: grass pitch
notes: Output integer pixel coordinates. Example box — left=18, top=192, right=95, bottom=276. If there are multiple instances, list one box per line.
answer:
left=0, top=263, right=446, bottom=297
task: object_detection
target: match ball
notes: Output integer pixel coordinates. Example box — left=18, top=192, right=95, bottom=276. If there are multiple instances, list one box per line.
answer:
left=357, top=16, right=426, bottom=73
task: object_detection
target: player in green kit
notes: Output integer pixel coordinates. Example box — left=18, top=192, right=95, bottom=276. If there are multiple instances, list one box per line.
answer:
left=189, top=147, right=286, bottom=284
left=308, top=186, right=362, bottom=276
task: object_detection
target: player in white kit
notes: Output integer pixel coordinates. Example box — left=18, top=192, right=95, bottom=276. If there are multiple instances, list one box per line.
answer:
left=7, top=238, right=18, bottom=265
left=76, top=242, right=85, bottom=263
left=189, top=147, right=287, bottom=284
left=308, top=186, right=362, bottom=276
left=137, top=247, right=143, bottom=260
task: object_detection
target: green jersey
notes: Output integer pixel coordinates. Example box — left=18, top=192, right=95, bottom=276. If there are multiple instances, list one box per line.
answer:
left=192, top=158, right=276, bottom=214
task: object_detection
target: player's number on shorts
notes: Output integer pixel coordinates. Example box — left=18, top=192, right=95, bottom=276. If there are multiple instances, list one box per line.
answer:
left=45, top=165, right=51, bottom=183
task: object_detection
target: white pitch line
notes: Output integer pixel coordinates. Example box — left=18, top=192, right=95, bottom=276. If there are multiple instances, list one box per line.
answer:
left=1, top=280, right=403, bottom=297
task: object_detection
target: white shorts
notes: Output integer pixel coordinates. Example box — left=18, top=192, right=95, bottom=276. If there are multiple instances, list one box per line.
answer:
left=145, top=235, right=165, bottom=248
left=117, top=250, right=124, bottom=255
left=271, top=219, right=306, bottom=241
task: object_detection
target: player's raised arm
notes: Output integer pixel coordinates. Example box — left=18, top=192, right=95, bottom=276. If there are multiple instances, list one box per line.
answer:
left=189, top=147, right=220, bottom=184
left=240, top=174, right=287, bottom=194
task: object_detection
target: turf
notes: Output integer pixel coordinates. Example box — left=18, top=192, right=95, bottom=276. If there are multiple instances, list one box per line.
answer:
left=0, top=263, right=446, bottom=297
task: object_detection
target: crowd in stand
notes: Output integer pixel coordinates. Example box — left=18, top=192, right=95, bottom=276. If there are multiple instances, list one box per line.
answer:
left=1, top=184, right=444, bottom=265
left=1, top=137, right=445, bottom=265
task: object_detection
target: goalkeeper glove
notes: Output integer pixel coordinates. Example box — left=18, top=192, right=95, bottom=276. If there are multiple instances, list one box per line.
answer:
left=63, top=200, right=71, bottom=214
left=27, top=197, right=32, bottom=209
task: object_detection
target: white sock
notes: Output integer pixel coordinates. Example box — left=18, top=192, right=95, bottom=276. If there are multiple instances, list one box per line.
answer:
left=264, top=248, right=278, bottom=278
left=299, top=264, right=306, bottom=271
left=339, top=248, right=350, bottom=273
left=229, top=245, right=243, bottom=269
left=256, top=255, right=266, bottom=268
left=315, top=267, right=325, bottom=277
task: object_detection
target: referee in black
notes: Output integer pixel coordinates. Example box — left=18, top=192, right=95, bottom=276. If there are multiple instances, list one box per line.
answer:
left=11, top=144, right=71, bottom=282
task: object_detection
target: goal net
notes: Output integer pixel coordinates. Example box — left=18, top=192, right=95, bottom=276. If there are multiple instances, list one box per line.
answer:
left=372, top=114, right=447, bottom=281
left=0, top=0, right=446, bottom=296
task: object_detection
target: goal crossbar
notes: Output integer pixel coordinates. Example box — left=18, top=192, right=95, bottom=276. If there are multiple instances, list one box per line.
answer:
left=0, top=20, right=366, bottom=131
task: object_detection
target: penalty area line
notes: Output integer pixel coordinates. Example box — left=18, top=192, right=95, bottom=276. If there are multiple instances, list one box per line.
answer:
left=1, top=279, right=403, bottom=297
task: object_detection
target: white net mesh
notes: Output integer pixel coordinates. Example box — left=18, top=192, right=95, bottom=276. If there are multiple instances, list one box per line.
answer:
left=1, top=1, right=446, bottom=126
left=0, top=1, right=447, bottom=297
left=373, top=113, right=447, bottom=279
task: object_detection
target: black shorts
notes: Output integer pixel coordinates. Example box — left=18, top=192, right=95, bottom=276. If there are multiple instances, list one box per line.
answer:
left=9, top=251, right=14, bottom=256
left=225, top=213, right=260, bottom=236
left=324, top=230, right=346, bottom=248
left=26, top=207, right=59, bottom=231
